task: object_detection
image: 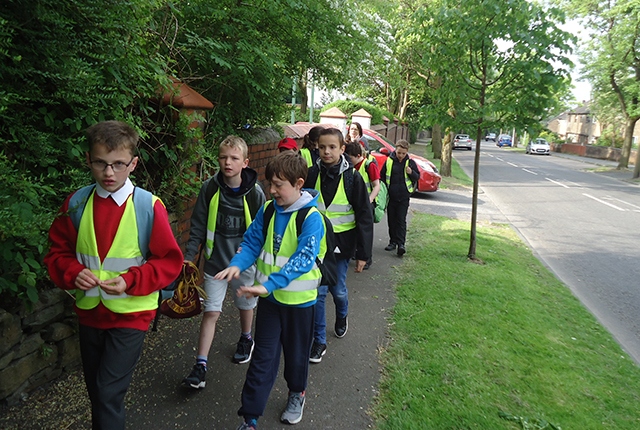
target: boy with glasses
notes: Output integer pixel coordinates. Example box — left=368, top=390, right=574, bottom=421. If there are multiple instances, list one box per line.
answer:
left=44, top=120, right=184, bottom=430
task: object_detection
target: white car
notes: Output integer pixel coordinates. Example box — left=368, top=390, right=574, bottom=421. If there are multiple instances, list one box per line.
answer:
left=453, top=134, right=472, bottom=150
left=485, top=132, right=496, bottom=142
left=526, top=138, right=551, bottom=155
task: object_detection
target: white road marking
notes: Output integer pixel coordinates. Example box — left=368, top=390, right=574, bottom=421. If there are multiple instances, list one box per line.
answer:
left=496, top=157, right=504, bottom=162
left=583, top=193, right=625, bottom=211
left=545, top=178, right=570, bottom=188
left=522, top=168, right=538, bottom=175
left=605, top=196, right=640, bottom=211
left=508, top=162, right=518, bottom=167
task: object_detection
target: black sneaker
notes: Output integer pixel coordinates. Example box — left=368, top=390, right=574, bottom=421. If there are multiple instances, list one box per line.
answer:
left=384, top=243, right=396, bottom=251
left=335, top=315, right=348, bottom=338
left=233, top=336, right=255, bottom=364
left=183, top=363, right=206, bottom=389
left=363, top=258, right=372, bottom=270
left=309, top=341, right=327, bottom=363
left=397, top=245, right=406, bottom=256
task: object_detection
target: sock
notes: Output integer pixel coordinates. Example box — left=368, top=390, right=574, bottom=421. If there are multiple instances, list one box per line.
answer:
left=242, top=331, right=252, bottom=341
left=196, top=355, right=207, bottom=370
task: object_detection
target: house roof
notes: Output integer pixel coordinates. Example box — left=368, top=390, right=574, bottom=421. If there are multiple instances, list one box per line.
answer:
left=283, top=122, right=335, bottom=139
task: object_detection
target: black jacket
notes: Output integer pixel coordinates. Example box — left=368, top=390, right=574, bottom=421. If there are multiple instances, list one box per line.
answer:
left=305, top=155, right=373, bottom=262
left=380, top=152, right=420, bottom=201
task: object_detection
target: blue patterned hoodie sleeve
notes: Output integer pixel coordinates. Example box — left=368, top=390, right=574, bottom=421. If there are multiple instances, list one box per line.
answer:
left=262, top=208, right=324, bottom=293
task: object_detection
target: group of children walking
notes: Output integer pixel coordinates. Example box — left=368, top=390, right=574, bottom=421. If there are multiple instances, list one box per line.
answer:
left=44, top=120, right=418, bottom=430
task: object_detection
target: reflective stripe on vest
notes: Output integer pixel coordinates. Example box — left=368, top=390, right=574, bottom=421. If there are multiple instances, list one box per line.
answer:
left=75, top=191, right=158, bottom=313
left=255, top=205, right=324, bottom=305
left=299, top=148, right=313, bottom=167
left=357, top=160, right=373, bottom=194
left=205, top=188, right=253, bottom=259
left=384, top=157, right=415, bottom=194
left=314, top=174, right=356, bottom=233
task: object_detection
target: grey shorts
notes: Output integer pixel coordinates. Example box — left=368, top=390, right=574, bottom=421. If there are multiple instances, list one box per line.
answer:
left=202, top=266, right=258, bottom=313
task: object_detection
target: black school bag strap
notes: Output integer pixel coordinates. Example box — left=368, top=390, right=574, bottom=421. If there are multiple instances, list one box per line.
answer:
left=307, top=165, right=355, bottom=207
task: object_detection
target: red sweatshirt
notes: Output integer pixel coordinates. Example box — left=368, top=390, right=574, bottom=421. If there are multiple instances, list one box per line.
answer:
left=44, top=189, right=184, bottom=331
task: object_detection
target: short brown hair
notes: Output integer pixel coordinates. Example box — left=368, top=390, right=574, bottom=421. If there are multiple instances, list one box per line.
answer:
left=265, top=151, right=308, bottom=186
left=219, top=135, right=248, bottom=159
left=344, top=142, right=363, bottom=157
left=86, top=121, right=138, bottom=155
left=395, top=139, right=410, bottom=150
left=318, top=128, right=345, bottom=147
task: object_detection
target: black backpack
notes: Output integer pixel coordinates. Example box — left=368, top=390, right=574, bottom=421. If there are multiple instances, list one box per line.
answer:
left=262, top=202, right=338, bottom=287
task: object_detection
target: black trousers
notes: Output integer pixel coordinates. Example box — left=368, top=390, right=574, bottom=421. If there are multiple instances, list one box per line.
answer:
left=387, top=198, right=410, bottom=247
left=79, top=325, right=146, bottom=430
left=239, top=297, right=315, bottom=420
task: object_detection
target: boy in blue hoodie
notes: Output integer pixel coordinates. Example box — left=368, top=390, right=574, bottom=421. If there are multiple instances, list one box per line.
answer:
left=215, top=151, right=327, bottom=430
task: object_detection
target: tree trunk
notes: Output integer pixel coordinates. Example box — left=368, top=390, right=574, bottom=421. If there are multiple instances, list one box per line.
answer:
left=440, top=130, right=453, bottom=177
left=431, top=124, right=443, bottom=159
left=299, top=74, right=308, bottom=115
left=468, top=124, right=483, bottom=259
left=618, top=119, right=635, bottom=168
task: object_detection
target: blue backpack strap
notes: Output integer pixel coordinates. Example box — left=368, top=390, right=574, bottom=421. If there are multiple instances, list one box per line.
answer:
left=132, top=187, right=154, bottom=259
left=68, top=184, right=97, bottom=230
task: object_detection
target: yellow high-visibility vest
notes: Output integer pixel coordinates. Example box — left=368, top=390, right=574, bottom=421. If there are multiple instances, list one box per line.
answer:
left=75, top=191, right=159, bottom=313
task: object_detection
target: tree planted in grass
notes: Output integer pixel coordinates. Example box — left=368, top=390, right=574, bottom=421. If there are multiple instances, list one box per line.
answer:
left=408, top=0, right=574, bottom=258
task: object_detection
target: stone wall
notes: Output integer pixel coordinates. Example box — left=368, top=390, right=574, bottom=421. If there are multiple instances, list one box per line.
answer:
left=0, top=134, right=280, bottom=406
left=0, top=289, right=80, bottom=405
left=552, top=142, right=638, bottom=164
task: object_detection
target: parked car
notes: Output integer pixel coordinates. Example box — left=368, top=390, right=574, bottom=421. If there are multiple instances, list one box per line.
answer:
left=497, top=134, right=512, bottom=147
left=361, top=129, right=441, bottom=192
left=453, top=134, right=472, bottom=150
left=526, top=138, right=550, bottom=155
left=485, top=132, right=496, bottom=142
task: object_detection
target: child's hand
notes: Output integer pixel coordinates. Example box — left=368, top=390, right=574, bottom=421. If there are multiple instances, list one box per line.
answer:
left=100, top=276, right=127, bottom=295
left=237, top=285, right=267, bottom=298
left=405, top=165, right=412, bottom=175
left=74, top=268, right=101, bottom=291
left=214, top=266, right=241, bottom=281
left=354, top=260, right=366, bottom=273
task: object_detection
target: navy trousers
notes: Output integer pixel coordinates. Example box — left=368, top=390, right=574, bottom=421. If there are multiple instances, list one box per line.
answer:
left=238, top=297, right=315, bottom=420
left=79, top=325, right=146, bottom=430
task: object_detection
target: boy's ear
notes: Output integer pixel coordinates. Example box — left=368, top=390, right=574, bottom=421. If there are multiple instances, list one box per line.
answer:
left=85, top=152, right=92, bottom=168
left=243, top=157, right=249, bottom=168
left=295, top=177, right=305, bottom=189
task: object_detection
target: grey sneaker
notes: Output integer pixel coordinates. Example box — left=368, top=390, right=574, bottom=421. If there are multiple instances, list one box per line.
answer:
left=309, top=341, right=327, bottom=363
left=182, top=363, right=206, bottom=389
left=335, top=315, right=348, bottom=338
left=280, top=391, right=305, bottom=424
left=236, top=419, right=257, bottom=430
left=233, top=336, right=254, bottom=364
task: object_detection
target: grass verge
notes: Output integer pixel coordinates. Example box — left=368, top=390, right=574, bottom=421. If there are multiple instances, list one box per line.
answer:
left=371, top=213, right=640, bottom=429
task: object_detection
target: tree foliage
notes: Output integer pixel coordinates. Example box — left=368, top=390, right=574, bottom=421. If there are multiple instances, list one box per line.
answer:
left=0, top=0, right=370, bottom=305
left=567, top=0, right=640, bottom=172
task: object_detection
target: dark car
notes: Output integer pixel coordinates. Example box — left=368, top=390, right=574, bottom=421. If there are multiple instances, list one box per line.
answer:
left=497, top=134, right=512, bottom=147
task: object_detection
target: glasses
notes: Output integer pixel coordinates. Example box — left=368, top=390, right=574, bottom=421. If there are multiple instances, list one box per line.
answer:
left=89, top=157, right=135, bottom=172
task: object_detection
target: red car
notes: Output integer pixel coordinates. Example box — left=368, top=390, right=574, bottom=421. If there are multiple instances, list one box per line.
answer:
left=361, top=129, right=441, bottom=192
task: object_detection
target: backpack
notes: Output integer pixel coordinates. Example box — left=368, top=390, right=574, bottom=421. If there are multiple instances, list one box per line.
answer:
left=204, top=176, right=264, bottom=217
left=374, top=181, right=389, bottom=223
left=262, top=202, right=338, bottom=287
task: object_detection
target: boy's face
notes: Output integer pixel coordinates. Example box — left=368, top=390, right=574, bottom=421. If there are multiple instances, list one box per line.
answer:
left=269, top=174, right=304, bottom=210
left=218, top=145, right=248, bottom=180
left=86, top=144, right=137, bottom=193
left=318, top=135, right=344, bottom=166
